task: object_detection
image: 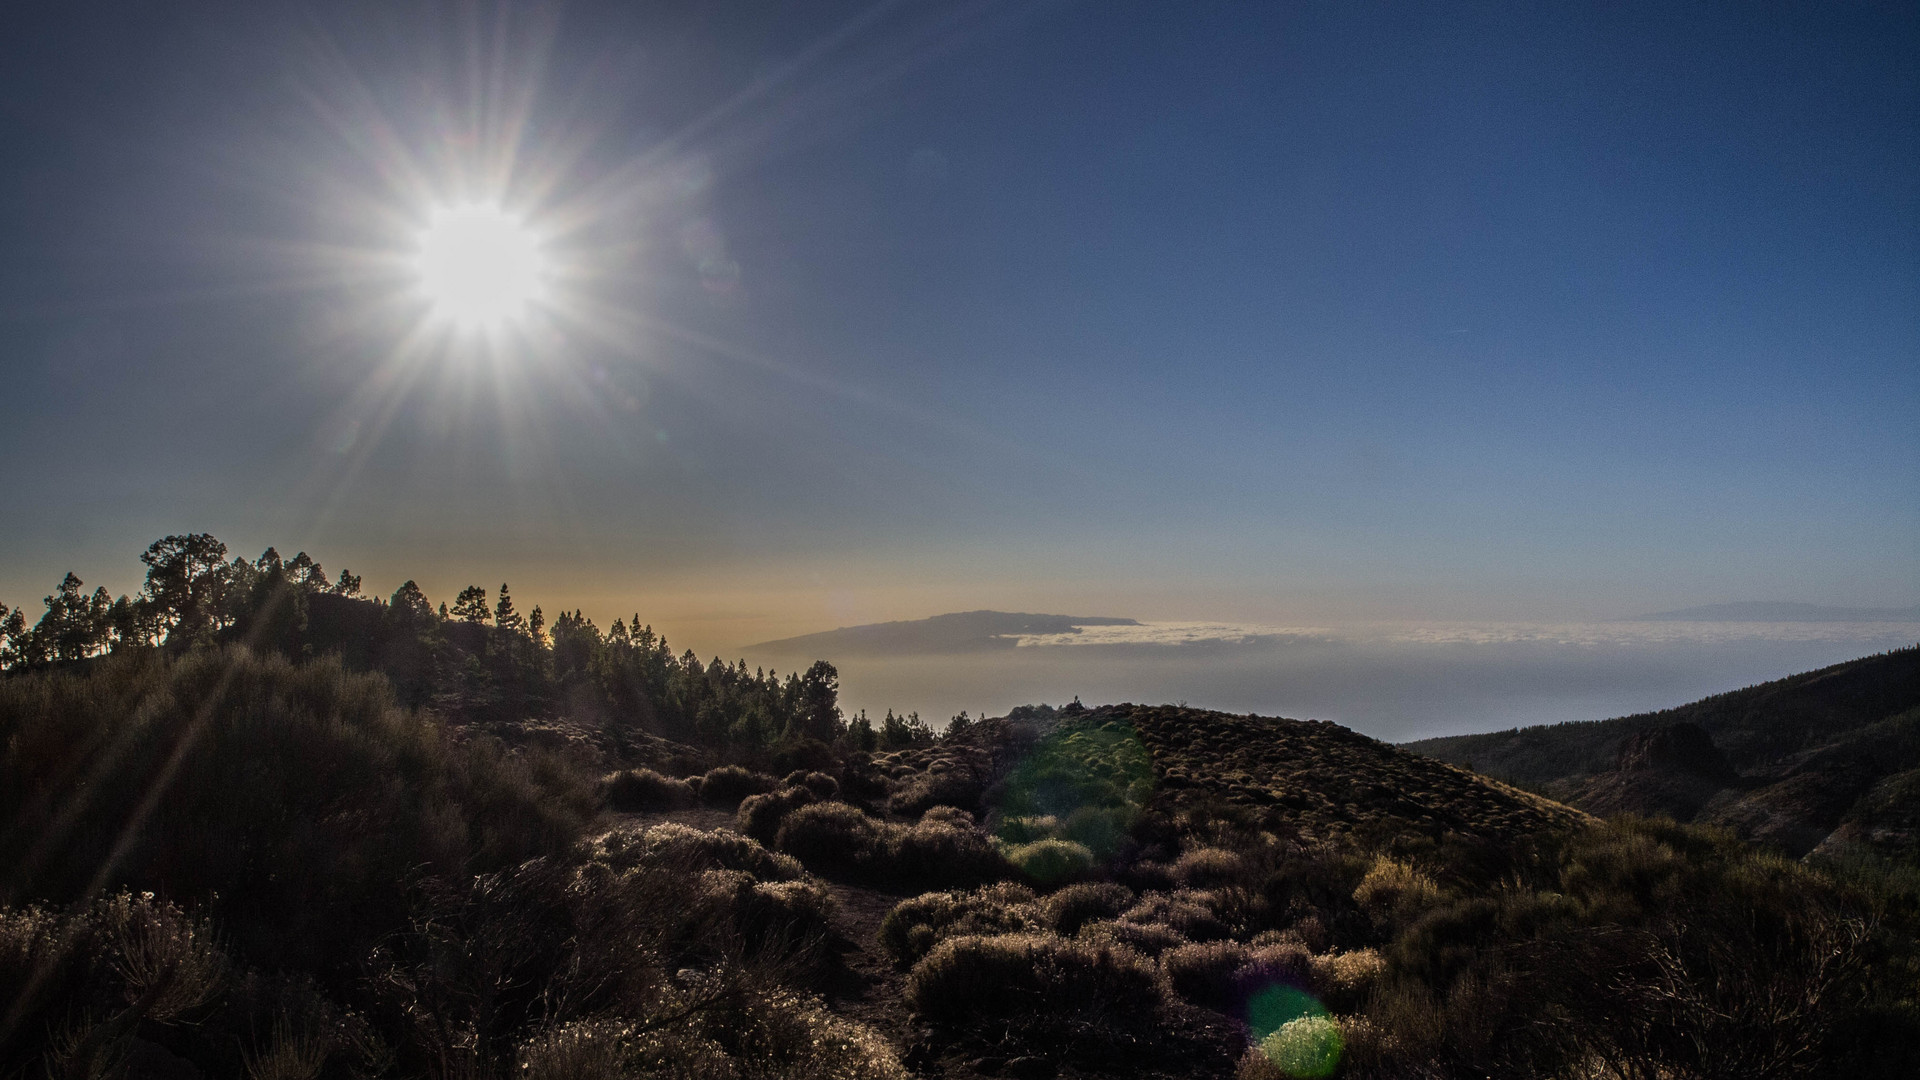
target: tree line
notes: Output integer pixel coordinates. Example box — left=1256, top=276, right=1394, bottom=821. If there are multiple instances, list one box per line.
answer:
left=0, top=533, right=937, bottom=759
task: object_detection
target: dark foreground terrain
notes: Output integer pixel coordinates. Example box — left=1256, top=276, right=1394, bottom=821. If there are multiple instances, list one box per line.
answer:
left=3, top=537, right=1917, bottom=1079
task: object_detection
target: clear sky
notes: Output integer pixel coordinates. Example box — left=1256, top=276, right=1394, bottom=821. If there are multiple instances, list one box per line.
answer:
left=2, top=1, right=1916, bottom=665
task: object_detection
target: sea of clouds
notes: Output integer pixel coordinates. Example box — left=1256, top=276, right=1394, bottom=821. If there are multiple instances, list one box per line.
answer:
left=790, top=619, right=1920, bottom=743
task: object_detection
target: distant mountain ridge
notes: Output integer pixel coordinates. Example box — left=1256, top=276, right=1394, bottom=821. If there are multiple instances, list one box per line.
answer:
left=1405, top=646, right=1920, bottom=859
left=1632, top=601, right=1920, bottom=622
left=746, top=610, right=1139, bottom=656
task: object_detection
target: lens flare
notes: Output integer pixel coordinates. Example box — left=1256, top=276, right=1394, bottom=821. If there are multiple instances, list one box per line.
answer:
left=414, top=203, right=547, bottom=329
left=992, top=716, right=1153, bottom=883
left=1246, top=985, right=1342, bottom=1079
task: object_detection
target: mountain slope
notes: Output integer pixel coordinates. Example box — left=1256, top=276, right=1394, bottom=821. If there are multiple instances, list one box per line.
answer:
left=1404, top=646, right=1920, bottom=856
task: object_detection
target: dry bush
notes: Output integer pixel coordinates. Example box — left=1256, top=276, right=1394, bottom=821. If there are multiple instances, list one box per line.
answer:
left=781, top=770, right=841, bottom=800
left=603, top=768, right=696, bottom=812
left=1121, top=891, right=1231, bottom=942
left=1352, top=856, right=1447, bottom=927
left=590, top=823, right=803, bottom=881
left=1075, top=918, right=1190, bottom=958
left=1174, top=848, right=1250, bottom=889
left=695, top=870, right=837, bottom=972
left=1308, top=949, right=1386, bottom=1013
left=516, top=985, right=907, bottom=1080
left=878, top=884, right=1042, bottom=967
left=920, top=805, right=976, bottom=829
left=1000, top=838, right=1097, bottom=884
left=1161, top=941, right=1253, bottom=1012
left=1041, top=882, right=1136, bottom=935
left=774, top=802, right=1013, bottom=892
left=699, top=766, right=778, bottom=808
left=736, top=786, right=817, bottom=844
left=773, top=802, right=884, bottom=874
left=0, top=892, right=237, bottom=1080
left=905, top=933, right=1164, bottom=1026
left=888, top=817, right=1015, bottom=890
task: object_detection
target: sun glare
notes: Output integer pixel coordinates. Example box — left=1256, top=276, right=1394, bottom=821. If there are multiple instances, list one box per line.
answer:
left=414, top=204, right=547, bottom=329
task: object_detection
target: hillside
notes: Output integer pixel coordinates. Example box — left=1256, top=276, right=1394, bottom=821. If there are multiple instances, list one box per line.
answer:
left=1404, top=646, right=1920, bottom=856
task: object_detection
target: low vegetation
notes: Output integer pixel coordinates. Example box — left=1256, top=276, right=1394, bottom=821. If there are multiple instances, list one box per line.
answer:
left=2, top=534, right=1916, bottom=1077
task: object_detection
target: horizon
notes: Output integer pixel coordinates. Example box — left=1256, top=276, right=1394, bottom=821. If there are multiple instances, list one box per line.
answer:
left=2, top=2, right=1915, bottom=736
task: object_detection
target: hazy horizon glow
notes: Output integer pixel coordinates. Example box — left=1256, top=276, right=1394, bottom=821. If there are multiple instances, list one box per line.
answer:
left=0, top=1, right=1913, bottom=738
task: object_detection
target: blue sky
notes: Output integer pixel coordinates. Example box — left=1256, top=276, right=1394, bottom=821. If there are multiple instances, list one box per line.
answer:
left=1, top=0, right=1914, bottom=665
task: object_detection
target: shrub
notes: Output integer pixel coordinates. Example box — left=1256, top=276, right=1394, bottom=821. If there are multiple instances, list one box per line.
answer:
left=0, top=892, right=233, bottom=1079
left=1174, top=847, right=1249, bottom=889
left=696, top=869, right=837, bottom=971
left=1041, top=882, right=1136, bottom=935
left=517, top=986, right=907, bottom=1080
left=1002, top=838, right=1097, bottom=884
left=1122, top=891, right=1231, bottom=942
left=1352, top=856, right=1446, bottom=927
left=1256, top=1015, right=1344, bottom=1080
left=602, top=768, right=696, bottom=811
left=890, top=766, right=989, bottom=818
left=1162, top=941, right=1254, bottom=1012
left=782, top=770, right=841, bottom=800
left=878, top=884, right=1042, bottom=967
left=737, top=786, right=817, bottom=844
left=921, top=805, right=975, bottom=829
left=774, top=802, right=884, bottom=873
left=888, top=819, right=1015, bottom=891
left=905, top=933, right=1164, bottom=1025
left=774, top=802, right=1013, bottom=892
left=1075, top=919, right=1190, bottom=958
left=1308, top=949, right=1385, bottom=1013
left=699, top=766, right=778, bottom=808
left=0, top=647, right=594, bottom=970
left=592, top=823, right=803, bottom=881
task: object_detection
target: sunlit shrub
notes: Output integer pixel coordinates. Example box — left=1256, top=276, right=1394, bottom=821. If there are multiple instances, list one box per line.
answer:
left=774, top=802, right=885, bottom=873
left=736, top=786, right=817, bottom=844
left=1174, top=847, right=1249, bottom=889
left=1352, top=856, right=1446, bottom=927
left=1122, top=891, right=1231, bottom=942
left=1308, top=949, right=1386, bottom=1013
left=602, top=767, right=696, bottom=811
left=1075, top=918, right=1190, bottom=958
left=878, top=884, right=1042, bottom=967
left=774, top=802, right=1013, bottom=891
left=888, top=818, right=1014, bottom=890
left=699, top=765, right=778, bottom=808
left=780, top=770, right=841, bottom=800
left=1041, top=882, right=1135, bottom=935
left=1161, top=941, right=1253, bottom=1012
left=920, top=805, right=976, bottom=829
left=590, top=823, right=803, bottom=881
left=1002, top=838, right=1097, bottom=884
left=905, top=933, right=1164, bottom=1025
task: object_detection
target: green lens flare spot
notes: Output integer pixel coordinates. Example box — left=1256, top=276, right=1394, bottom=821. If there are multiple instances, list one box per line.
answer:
left=1246, top=985, right=1341, bottom=1078
left=1257, top=1015, right=1343, bottom=1079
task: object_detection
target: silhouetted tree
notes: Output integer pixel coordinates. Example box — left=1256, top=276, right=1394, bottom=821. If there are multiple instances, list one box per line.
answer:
left=495, top=583, right=525, bottom=636
left=451, top=585, right=492, bottom=624
left=390, top=580, right=433, bottom=624
left=138, top=533, right=231, bottom=646
left=785, top=660, right=843, bottom=743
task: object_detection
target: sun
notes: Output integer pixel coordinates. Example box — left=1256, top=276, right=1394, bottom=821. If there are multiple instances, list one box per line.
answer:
left=413, top=203, right=548, bottom=329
